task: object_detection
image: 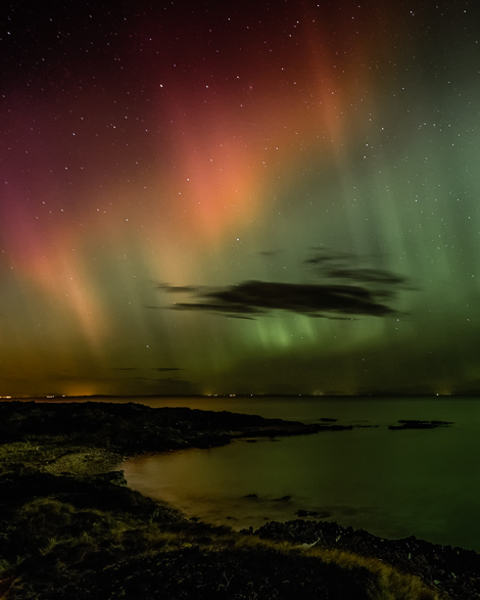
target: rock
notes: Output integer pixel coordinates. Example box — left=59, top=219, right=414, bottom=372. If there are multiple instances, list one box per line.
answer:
left=254, top=519, right=480, bottom=600
left=297, top=509, right=314, bottom=517
left=0, top=401, right=339, bottom=455
left=318, top=424, right=354, bottom=432
left=295, top=510, right=331, bottom=518
left=389, top=420, right=454, bottom=430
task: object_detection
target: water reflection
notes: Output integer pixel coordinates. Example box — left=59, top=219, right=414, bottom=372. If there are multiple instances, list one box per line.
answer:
left=122, top=412, right=480, bottom=551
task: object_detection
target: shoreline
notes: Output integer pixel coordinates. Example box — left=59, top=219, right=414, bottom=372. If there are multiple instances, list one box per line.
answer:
left=0, top=401, right=474, bottom=599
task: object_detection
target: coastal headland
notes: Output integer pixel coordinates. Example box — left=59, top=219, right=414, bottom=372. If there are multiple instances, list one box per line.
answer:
left=0, top=401, right=475, bottom=599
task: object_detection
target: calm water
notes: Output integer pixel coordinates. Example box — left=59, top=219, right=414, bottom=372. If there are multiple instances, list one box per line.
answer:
left=42, top=395, right=480, bottom=552
left=118, top=396, right=480, bottom=552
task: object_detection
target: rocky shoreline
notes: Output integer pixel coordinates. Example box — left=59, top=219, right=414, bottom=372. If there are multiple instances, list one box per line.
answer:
left=0, top=400, right=339, bottom=457
left=0, top=401, right=469, bottom=599
left=388, top=420, right=453, bottom=431
left=250, top=519, right=480, bottom=600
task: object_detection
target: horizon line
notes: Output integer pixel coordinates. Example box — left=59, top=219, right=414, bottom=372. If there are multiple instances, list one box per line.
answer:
left=2, top=392, right=480, bottom=400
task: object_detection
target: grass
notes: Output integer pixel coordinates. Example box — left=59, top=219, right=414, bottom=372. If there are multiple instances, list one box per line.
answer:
left=200, top=538, right=443, bottom=600
left=0, top=485, right=445, bottom=600
left=0, top=438, right=123, bottom=475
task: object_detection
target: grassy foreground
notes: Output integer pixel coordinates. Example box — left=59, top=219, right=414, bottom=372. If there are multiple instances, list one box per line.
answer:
left=0, top=402, right=445, bottom=599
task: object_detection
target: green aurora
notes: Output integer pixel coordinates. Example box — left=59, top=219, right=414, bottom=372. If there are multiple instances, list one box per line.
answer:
left=1, top=0, right=479, bottom=397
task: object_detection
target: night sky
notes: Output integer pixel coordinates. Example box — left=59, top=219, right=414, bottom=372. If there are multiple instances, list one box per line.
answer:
left=2, top=0, right=480, bottom=397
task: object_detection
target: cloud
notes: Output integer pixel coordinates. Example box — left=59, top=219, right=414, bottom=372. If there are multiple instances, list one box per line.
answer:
left=157, top=283, right=203, bottom=293
left=304, top=249, right=413, bottom=285
left=172, top=298, right=263, bottom=317
left=153, top=367, right=183, bottom=372
left=304, top=248, right=354, bottom=265
left=169, top=279, right=399, bottom=318
left=153, top=249, right=415, bottom=320
left=325, top=267, right=410, bottom=286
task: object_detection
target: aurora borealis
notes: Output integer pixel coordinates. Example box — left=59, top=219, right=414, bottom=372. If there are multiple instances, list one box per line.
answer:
left=2, top=0, right=480, bottom=397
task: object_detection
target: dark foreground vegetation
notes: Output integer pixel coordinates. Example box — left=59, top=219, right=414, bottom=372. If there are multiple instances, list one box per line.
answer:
left=0, top=401, right=467, bottom=599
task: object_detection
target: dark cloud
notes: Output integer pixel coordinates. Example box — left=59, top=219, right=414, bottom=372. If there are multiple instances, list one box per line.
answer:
left=153, top=367, right=183, bottom=372
left=304, top=249, right=414, bottom=289
left=157, top=283, right=203, bottom=293
left=153, top=249, right=414, bottom=320
left=304, top=248, right=354, bottom=265
left=113, top=367, right=138, bottom=371
left=310, top=314, right=359, bottom=321
left=170, top=279, right=399, bottom=319
left=325, top=267, right=411, bottom=287
left=171, top=299, right=263, bottom=318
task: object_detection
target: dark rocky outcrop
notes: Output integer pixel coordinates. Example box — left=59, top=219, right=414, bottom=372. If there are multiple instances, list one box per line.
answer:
left=251, top=519, right=480, bottom=600
left=388, top=420, right=454, bottom=430
left=295, top=509, right=332, bottom=518
left=0, top=401, right=337, bottom=454
left=0, top=467, right=178, bottom=525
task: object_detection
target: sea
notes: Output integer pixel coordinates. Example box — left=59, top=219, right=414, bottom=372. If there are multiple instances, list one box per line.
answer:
left=33, top=395, right=480, bottom=552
